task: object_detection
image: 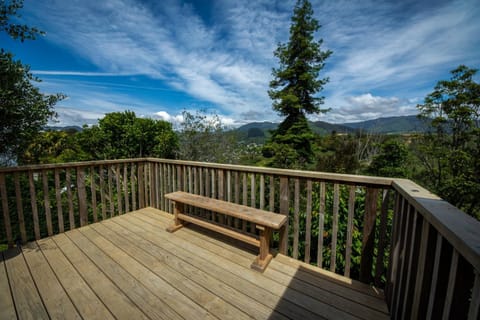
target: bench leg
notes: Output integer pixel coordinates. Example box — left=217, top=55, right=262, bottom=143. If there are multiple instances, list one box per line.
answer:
left=251, top=226, right=273, bottom=272
left=166, top=202, right=184, bottom=233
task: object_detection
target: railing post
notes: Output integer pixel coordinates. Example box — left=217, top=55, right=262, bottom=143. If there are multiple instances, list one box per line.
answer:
left=360, top=187, right=378, bottom=283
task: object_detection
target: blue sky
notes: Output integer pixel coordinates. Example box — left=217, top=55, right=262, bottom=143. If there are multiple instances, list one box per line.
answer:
left=2, top=0, right=479, bottom=126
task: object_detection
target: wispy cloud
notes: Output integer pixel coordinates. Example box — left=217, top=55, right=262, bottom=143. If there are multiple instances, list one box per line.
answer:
left=24, top=0, right=480, bottom=124
left=33, top=70, right=135, bottom=76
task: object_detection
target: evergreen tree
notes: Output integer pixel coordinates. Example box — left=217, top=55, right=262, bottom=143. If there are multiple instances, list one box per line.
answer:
left=264, top=0, right=332, bottom=169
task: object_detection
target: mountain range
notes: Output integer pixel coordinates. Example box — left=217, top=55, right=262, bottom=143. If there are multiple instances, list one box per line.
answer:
left=237, top=115, right=430, bottom=139
left=46, top=115, right=430, bottom=137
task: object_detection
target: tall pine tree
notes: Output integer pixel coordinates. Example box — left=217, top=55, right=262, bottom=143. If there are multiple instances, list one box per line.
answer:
left=263, top=0, right=332, bottom=169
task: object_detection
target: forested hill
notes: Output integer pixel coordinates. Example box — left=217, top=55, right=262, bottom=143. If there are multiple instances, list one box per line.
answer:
left=342, top=115, right=430, bottom=133
left=237, top=115, right=430, bottom=138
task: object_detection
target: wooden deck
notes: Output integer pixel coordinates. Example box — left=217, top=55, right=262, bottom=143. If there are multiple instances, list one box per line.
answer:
left=0, top=208, right=389, bottom=320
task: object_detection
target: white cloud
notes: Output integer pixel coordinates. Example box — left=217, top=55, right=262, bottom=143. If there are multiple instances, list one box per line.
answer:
left=23, top=0, right=480, bottom=124
left=50, top=107, right=104, bottom=127
left=317, top=93, right=417, bottom=123
left=32, top=71, right=134, bottom=76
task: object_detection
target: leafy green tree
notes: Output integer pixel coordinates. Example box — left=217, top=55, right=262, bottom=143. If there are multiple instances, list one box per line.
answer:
left=1, top=0, right=43, bottom=41
left=78, top=111, right=178, bottom=160
left=264, top=0, right=332, bottom=169
left=1, top=0, right=64, bottom=165
left=416, top=65, right=480, bottom=218
left=177, top=110, right=239, bottom=163
left=315, top=133, right=360, bottom=174
left=19, top=130, right=88, bottom=164
left=368, top=139, right=409, bottom=177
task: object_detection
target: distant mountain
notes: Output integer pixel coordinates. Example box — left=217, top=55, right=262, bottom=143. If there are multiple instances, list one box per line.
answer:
left=236, top=122, right=278, bottom=133
left=310, top=121, right=355, bottom=135
left=45, top=125, right=83, bottom=132
left=236, top=115, right=431, bottom=143
left=237, top=121, right=354, bottom=136
left=342, top=115, right=430, bottom=133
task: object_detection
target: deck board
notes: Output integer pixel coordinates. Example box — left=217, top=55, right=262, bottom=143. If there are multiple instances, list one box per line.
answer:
left=21, top=241, right=81, bottom=319
left=0, top=252, right=17, bottom=320
left=2, top=207, right=390, bottom=320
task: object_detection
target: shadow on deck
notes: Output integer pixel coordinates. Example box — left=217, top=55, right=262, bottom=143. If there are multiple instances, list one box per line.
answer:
left=1, top=208, right=389, bottom=319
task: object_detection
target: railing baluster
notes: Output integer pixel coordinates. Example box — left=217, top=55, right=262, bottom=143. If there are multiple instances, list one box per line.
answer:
left=249, top=173, right=255, bottom=233
left=123, top=164, right=129, bottom=213
left=218, top=169, right=225, bottom=225
left=115, top=165, right=122, bottom=215
left=293, top=178, right=300, bottom=259
left=411, top=218, right=433, bottom=319
left=211, top=168, right=216, bottom=221
left=393, top=203, right=414, bottom=318
left=65, top=169, right=75, bottom=230
left=138, top=163, right=145, bottom=208
left=305, top=179, right=312, bottom=264
left=387, top=195, right=405, bottom=306
left=279, top=176, right=289, bottom=255
left=199, top=167, right=204, bottom=197
left=77, top=167, right=88, bottom=227
left=268, top=175, right=274, bottom=213
left=166, top=164, right=171, bottom=213
left=375, top=189, right=390, bottom=286
left=401, top=210, right=422, bottom=318
left=426, top=234, right=453, bottom=319
left=317, top=181, right=326, bottom=268
left=234, top=171, right=240, bottom=228
left=242, top=173, right=247, bottom=232
left=42, top=170, right=53, bottom=236
left=469, top=271, right=480, bottom=320
left=259, top=174, right=265, bottom=210
left=29, top=171, right=42, bottom=236
left=14, top=172, right=27, bottom=243
left=331, top=183, right=339, bottom=272
left=345, top=185, right=355, bottom=277
left=0, top=173, right=13, bottom=247
left=100, top=165, right=107, bottom=219
left=443, top=249, right=459, bottom=319
left=360, top=187, right=378, bottom=282
left=154, top=162, right=159, bottom=209
left=160, top=163, right=165, bottom=211
left=90, top=166, right=98, bottom=222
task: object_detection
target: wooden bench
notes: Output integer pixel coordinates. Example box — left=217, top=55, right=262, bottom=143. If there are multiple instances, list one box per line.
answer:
left=164, top=191, right=287, bottom=271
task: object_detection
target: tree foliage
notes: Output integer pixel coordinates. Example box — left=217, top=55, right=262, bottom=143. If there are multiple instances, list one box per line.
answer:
left=416, top=65, right=480, bottom=218
left=264, top=0, right=332, bottom=168
left=176, top=110, right=240, bottom=163
left=1, top=1, right=64, bottom=165
left=368, top=139, right=409, bottom=178
left=1, top=0, right=43, bottom=42
left=19, top=130, right=84, bottom=164
left=77, top=111, right=178, bottom=160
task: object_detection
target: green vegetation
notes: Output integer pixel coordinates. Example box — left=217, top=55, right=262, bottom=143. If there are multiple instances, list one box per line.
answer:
left=263, top=0, right=332, bottom=169
left=416, top=65, right=480, bottom=219
left=1, top=0, right=64, bottom=165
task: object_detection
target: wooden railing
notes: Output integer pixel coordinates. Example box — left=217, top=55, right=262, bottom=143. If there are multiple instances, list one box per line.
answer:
left=0, top=159, right=149, bottom=244
left=1, top=158, right=479, bottom=318
left=386, top=179, right=480, bottom=319
left=145, top=158, right=394, bottom=286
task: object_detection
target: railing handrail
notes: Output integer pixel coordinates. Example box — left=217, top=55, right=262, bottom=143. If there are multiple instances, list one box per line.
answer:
left=392, top=178, right=480, bottom=273
left=0, top=158, right=147, bottom=173
left=145, top=157, right=394, bottom=187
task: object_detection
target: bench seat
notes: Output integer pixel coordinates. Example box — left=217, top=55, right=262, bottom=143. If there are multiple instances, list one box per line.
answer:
left=165, top=191, right=286, bottom=271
